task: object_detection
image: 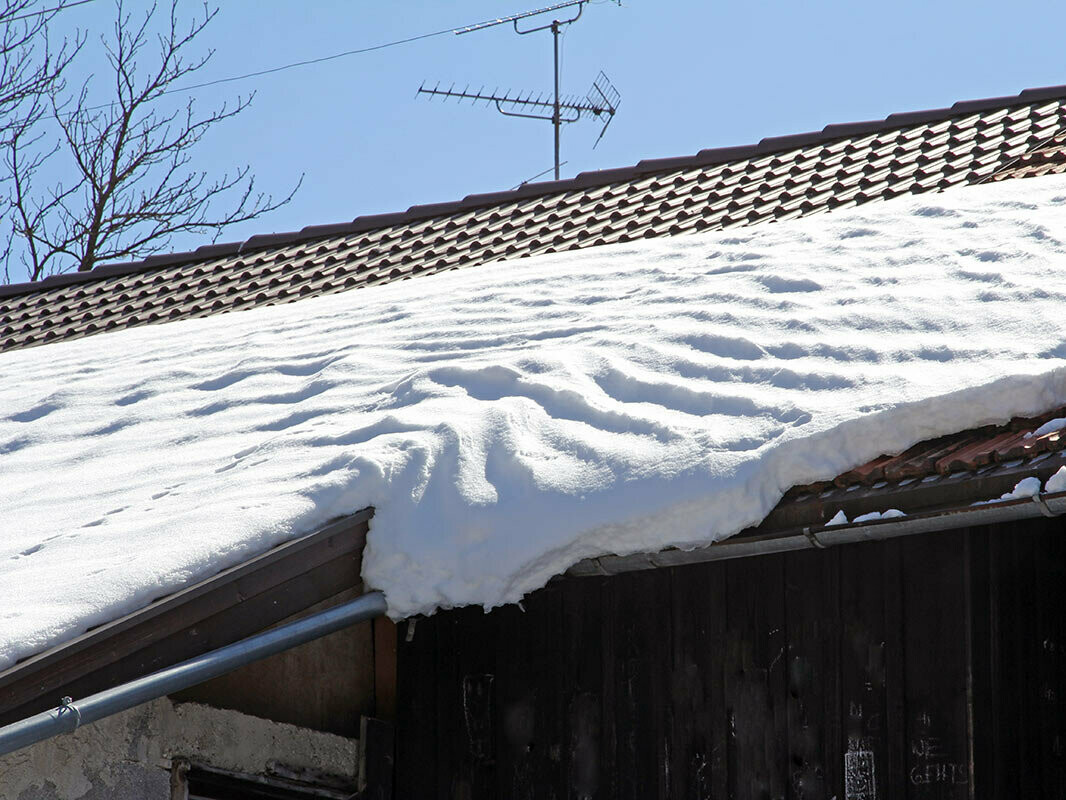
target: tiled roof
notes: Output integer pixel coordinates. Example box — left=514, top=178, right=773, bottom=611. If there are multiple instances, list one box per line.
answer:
left=5, top=86, right=1066, bottom=537
left=768, top=406, right=1066, bottom=528
left=4, top=85, right=1066, bottom=352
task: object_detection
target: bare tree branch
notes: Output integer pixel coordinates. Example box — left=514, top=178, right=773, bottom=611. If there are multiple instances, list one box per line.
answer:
left=0, top=1, right=80, bottom=141
left=2, top=0, right=299, bottom=282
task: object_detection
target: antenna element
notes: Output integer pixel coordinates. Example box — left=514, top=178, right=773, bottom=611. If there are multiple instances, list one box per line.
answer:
left=420, top=0, right=620, bottom=181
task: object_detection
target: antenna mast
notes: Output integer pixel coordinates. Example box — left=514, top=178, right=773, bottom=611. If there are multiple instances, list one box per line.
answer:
left=420, top=0, right=620, bottom=182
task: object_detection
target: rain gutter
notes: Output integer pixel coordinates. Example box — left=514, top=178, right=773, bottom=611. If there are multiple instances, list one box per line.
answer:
left=0, top=591, right=387, bottom=758
left=568, top=490, right=1066, bottom=577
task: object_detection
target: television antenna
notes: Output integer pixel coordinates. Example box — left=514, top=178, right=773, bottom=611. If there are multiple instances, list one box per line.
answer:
left=419, top=0, right=621, bottom=181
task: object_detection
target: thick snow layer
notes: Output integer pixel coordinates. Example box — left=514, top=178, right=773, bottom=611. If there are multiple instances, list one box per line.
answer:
left=5, top=175, right=1066, bottom=668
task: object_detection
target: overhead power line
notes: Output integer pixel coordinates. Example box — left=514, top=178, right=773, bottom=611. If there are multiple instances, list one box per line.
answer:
left=162, top=5, right=589, bottom=100
left=5, top=0, right=96, bottom=23
left=160, top=26, right=458, bottom=98
left=71, top=4, right=587, bottom=114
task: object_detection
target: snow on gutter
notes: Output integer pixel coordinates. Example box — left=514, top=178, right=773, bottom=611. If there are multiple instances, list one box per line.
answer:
left=569, top=489, right=1066, bottom=577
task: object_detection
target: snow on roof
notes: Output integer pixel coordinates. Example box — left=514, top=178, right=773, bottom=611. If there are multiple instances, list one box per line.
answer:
left=4, top=174, right=1066, bottom=669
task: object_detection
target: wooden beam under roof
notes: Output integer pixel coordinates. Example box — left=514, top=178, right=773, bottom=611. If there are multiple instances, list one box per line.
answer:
left=0, top=509, right=373, bottom=727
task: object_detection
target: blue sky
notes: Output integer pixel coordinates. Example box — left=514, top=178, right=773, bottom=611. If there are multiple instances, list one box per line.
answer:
left=38, top=0, right=1066, bottom=263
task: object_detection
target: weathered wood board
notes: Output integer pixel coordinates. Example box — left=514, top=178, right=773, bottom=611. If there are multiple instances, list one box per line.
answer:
left=397, top=520, right=1066, bottom=798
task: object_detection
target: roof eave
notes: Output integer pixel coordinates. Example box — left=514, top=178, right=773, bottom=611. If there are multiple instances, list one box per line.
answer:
left=0, top=509, right=374, bottom=727
left=569, top=489, right=1066, bottom=578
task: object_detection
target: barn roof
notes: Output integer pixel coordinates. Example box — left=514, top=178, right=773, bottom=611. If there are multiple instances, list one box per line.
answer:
left=4, top=88, right=1066, bottom=722
left=4, top=85, right=1066, bottom=352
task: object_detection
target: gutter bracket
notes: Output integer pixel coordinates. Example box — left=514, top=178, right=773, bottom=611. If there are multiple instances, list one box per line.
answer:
left=1031, top=492, right=1059, bottom=518
left=803, top=526, right=828, bottom=549
left=56, top=696, right=81, bottom=732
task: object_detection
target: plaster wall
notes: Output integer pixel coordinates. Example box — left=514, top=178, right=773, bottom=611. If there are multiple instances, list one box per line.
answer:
left=0, top=698, right=357, bottom=800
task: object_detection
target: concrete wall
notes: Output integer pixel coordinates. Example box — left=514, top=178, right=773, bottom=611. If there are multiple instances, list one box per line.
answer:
left=0, top=698, right=357, bottom=800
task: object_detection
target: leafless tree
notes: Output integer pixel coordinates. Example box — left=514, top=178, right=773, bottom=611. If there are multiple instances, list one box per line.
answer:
left=0, top=0, right=78, bottom=141
left=0, top=1, right=80, bottom=280
left=2, top=0, right=299, bottom=282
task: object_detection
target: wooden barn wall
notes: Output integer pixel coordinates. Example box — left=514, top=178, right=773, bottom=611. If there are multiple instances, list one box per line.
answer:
left=970, top=518, right=1066, bottom=797
left=395, top=519, right=1066, bottom=799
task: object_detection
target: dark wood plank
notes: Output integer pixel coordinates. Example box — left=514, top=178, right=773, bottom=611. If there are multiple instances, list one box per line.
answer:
left=901, top=531, right=971, bottom=799
left=839, top=539, right=893, bottom=800
left=494, top=596, right=552, bottom=800
left=882, top=539, right=907, bottom=800
left=724, top=553, right=788, bottom=800
left=649, top=569, right=672, bottom=800
left=706, top=561, right=731, bottom=800
left=1001, top=518, right=1066, bottom=797
left=610, top=569, right=670, bottom=800
left=668, top=559, right=727, bottom=800
left=989, top=521, right=1024, bottom=797
left=373, top=617, right=399, bottom=722
left=965, top=526, right=996, bottom=800
left=358, top=716, right=396, bottom=800
left=783, top=546, right=839, bottom=800
left=456, top=602, right=498, bottom=800
left=536, top=585, right=567, bottom=798
left=561, top=575, right=606, bottom=800
left=434, top=608, right=465, bottom=800
left=395, top=615, right=438, bottom=799
left=600, top=575, right=620, bottom=799
left=1043, top=519, right=1066, bottom=797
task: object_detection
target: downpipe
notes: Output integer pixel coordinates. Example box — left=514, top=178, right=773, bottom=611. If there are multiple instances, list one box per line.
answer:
left=0, top=590, right=387, bottom=758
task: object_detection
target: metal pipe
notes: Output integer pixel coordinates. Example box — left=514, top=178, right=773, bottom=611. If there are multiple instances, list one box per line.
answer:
left=552, top=20, right=560, bottom=180
left=0, top=591, right=387, bottom=758
left=569, top=491, right=1066, bottom=577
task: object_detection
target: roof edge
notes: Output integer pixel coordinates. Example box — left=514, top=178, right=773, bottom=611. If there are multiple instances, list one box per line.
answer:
left=0, top=508, right=374, bottom=725
left=568, top=488, right=1066, bottom=578
left=3, top=83, right=1065, bottom=301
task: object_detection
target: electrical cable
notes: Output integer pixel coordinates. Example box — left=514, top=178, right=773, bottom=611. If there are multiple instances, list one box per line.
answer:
left=4, top=0, right=96, bottom=23
left=156, top=25, right=460, bottom=99
left=75, top=4, right=576, bottom=113
left=159, top=4, right=596, bottom=100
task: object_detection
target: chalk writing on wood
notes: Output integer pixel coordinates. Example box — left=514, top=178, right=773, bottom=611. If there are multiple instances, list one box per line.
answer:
left=461, top=673, right=495, bottom=761
left=844, top=743, right=876, bottom=800
left=909, top=718, right=967, bottom=786
left=909, top=762, right=968, bottom=786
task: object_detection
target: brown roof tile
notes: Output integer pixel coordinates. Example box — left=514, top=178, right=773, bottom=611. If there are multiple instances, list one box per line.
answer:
left=3, top=86, right=1066, bottom=356
left=766, top=406, right=1066, bottom=531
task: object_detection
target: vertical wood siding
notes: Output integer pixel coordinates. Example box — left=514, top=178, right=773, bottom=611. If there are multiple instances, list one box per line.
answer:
left=397, top=520, right=1065, bottom=799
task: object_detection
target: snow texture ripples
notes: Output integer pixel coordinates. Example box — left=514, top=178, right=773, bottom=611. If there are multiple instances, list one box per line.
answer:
left=4, top=174, right=1066, bottom=667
